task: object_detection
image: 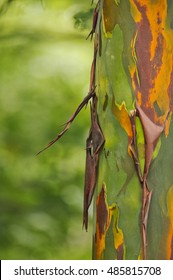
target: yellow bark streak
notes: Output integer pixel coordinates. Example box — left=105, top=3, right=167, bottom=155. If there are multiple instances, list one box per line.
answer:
left=112, top=101, right=133, bottom=138
left=109, top=204, right=124, bottom=255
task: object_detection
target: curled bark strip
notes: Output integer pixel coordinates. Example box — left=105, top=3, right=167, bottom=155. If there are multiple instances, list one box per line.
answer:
left=37, top=88, right=96, bottom=155
left=83, top=96, right=105, bottom=231
left=136, top=102, right=164, bottom=176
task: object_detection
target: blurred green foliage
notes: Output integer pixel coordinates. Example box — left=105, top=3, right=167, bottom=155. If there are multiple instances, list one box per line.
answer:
left=0, top=0, right=93, bottom=259
left=74, top=8, right=93, bottom=30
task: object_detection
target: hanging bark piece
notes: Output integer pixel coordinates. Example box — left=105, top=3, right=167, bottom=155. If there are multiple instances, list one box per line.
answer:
left=83, top=95, right=105, bottom=231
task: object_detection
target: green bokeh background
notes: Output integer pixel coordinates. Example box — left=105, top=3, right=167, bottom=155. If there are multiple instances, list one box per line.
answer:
left=0, top=0, right=93, bottom=259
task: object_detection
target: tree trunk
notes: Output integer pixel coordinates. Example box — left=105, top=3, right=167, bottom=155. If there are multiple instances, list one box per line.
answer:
left=88, top=0, right=173, bottom=260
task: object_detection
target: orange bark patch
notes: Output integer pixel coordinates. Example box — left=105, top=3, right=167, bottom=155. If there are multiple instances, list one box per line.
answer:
left=95, top=184, right=125, bottom=259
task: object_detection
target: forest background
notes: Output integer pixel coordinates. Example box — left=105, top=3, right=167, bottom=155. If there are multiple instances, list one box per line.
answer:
left=0, top=0, right=93, bottom=259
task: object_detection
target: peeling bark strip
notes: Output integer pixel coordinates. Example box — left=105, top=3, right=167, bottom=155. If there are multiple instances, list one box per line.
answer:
left=83, top=95, right=105, bottom=230
left=37, top=88, right=95, bottom=155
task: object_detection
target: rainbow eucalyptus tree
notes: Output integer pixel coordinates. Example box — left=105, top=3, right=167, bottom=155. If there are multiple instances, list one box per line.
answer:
left=39, top=0, right=173, bottom=260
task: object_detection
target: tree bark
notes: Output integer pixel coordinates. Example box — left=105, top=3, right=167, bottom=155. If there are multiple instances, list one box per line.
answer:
left=87, top=0, right=173, bottom=260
